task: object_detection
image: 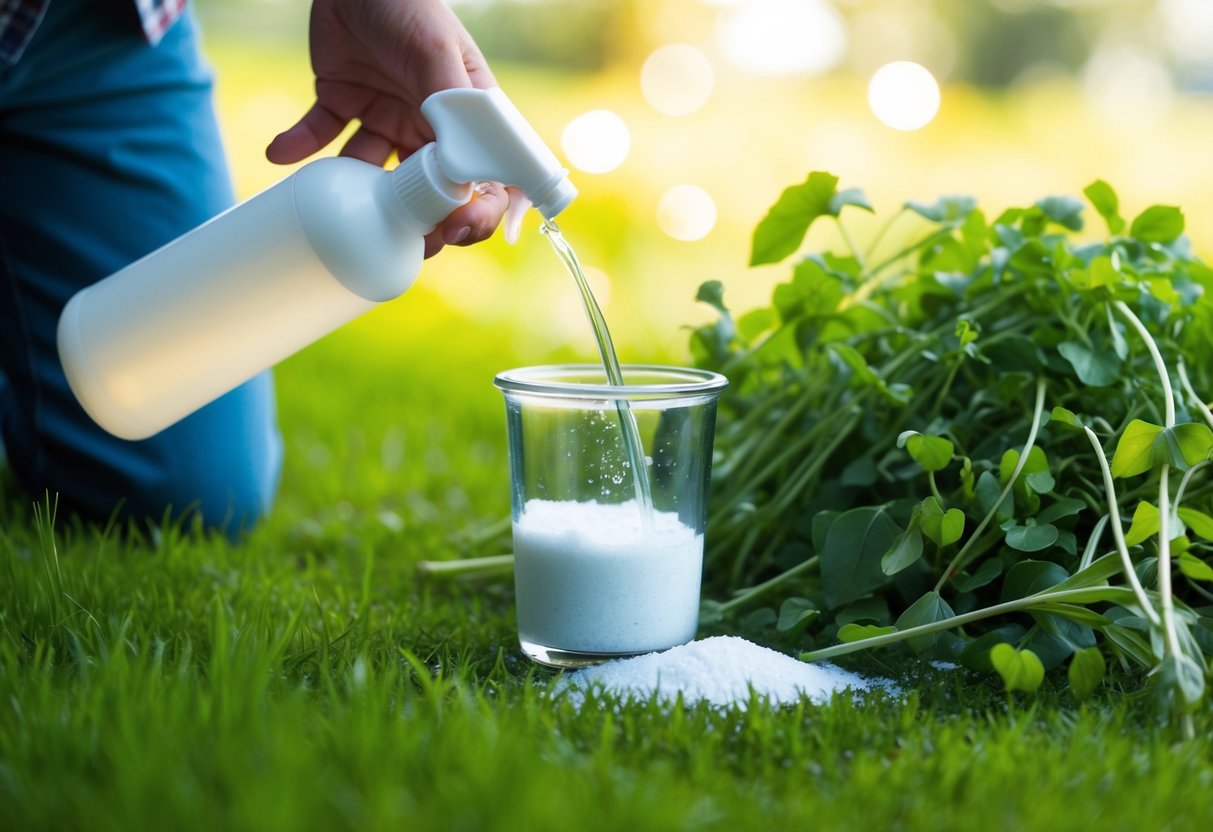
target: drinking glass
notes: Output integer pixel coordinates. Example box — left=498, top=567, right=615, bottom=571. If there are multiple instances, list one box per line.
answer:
left=494, top=364, right=728, bottom=667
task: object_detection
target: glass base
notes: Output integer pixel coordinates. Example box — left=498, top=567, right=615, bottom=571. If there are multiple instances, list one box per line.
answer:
left=519, top=638, right=665, bottom=669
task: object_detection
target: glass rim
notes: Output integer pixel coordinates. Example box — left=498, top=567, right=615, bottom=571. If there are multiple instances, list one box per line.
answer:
left=493, top=363, right=728, bottom=401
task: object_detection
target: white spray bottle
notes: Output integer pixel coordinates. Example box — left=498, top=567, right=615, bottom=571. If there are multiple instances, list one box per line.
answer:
left=56, top=87, right=576, bottom=440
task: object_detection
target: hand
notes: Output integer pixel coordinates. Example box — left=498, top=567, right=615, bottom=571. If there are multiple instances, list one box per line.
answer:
left=266, top=0, right=508, bottom=257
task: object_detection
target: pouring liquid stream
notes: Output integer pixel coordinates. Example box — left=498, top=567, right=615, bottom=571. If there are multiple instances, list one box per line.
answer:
left=541, top=220, right=654, bottom=526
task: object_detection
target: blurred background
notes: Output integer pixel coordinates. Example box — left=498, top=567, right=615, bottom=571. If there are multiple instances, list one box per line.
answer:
left=194, top=0, right=1213, bottom=368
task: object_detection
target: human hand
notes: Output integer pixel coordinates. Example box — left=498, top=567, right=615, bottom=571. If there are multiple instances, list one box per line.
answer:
left=266, top=0, right=508, bottom=257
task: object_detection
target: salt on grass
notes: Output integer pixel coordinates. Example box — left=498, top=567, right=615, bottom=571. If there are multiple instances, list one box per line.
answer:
left=553, top=635, right=885, bottom=708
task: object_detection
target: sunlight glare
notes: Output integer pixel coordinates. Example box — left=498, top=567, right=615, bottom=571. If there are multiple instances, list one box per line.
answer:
left=561, top=110, right=631, bottom=174
left=715, top=0, right=847, bottom=77
left=641, top=44, right=715, bottom=116
left=657, top=185, right=718, bottom=241
left=867, top=61, right=941, bottom=131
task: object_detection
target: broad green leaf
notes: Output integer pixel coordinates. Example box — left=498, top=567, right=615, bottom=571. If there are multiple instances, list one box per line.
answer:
left=1154, top=423, right=1213, bottom=471
left=975, top=471, right=1006, bottom=520
left=1026, top=471, right=1055, bottom=494
left=955, top=558, right=1003, bottom=593
left=1179, top=552, right=1213, bottom=583
left=1104, top=304, right=1129, bottom=359
left=742, top=607, right=777, bottom=629
left=1177, top=507, right=1213, bottom=541
left=1000, top=445, right=1048, bottom=485
left=1068, top=647, right=1106, bottom=700
left=882, top=526, right=924, bottom=576
left=1048, top=406, right=1085, bottom=431
left=939, top=509, right=965, bottom=547
left=837, top=623, right=896, bottom=643
left=1036, top=497, right=1086, bottom=525
left=1058, top=341, right=1122, bottom=386
left=895, top=591, right=955, bottom=654
left=1051, top=554, right=1123, bottom=592
left=958, top=625, right=1027, bottom=672
left=1123, top=501, right=1160, bottom=547
left=1004, top=523, right=1059, bottom=552
left=904, top=195, right=977, bottom=223
left=1036, top=586, right=1137, bottom=604
left=819, top=506, right=901, bottom=607
left=1035, top=195, right=1084, bottom=231
left=919, top=497, right=947, bottom=547
left=829, top=343, right=879, bottom=385
left=1111, top=419, right=1163, bottom=478
left=1129, top=204, right=1184, bottom=244
left=737, top=307, right=776, bottom=342
left=897, top=431, right=955, bottom=473
left=1030, top=603, right=1112, bottom=628
left=1147, top=277, right=1180, bottom=306
left=990, top=644, right=1045, bottom=693
left=776, top=597, right=821, bottom=634
left=1002, top=560, right=1069, bottom=600
left=1083, top=179, right=1124, bottom=234
left=695, top=280, right=729, bottom=314
left=811, top=510, right=840, bottom=554
left=828, top=187, right=874, bottom=216
left=751, top=172, right=840, bottom=266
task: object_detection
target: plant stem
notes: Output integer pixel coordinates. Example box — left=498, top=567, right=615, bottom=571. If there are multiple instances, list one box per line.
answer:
left=800, top=586, right=1136, bottom=662
left=1177, top=359, right=1213, bottom=429
left=835, top=216, right=866, bottom=271
left=933, top=377, right=1048, bottom=593
left=1113, top=301, right=1174, bottom=427
left=720, top=556, right=820, bottom=614
left=1082, top=426, right=1162, bottom=626
left=1174, top=461, right=1207, bottom=510
left=1111, top=301, right=1186, bottom=676
left=1156, top=465, right=1183, bottom=659
left=416, top=554, right=514, bottom=579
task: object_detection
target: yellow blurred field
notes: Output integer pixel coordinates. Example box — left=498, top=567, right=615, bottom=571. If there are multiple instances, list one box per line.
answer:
left=198, top=14, right=1213, bottom=368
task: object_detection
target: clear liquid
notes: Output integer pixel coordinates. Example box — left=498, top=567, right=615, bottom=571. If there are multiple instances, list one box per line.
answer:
left=542, top=220, right=653, bottom=515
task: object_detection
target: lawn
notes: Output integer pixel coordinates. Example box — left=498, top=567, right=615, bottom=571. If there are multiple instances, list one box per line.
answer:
left=5, top=19, right=1213, bottom=832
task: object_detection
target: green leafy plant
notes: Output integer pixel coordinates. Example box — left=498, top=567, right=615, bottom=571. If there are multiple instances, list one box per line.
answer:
left=693, top=173, right=1213, bottom=732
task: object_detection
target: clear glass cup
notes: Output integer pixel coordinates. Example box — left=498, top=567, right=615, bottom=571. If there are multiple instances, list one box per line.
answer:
left=494, top=364, right=728, bottom=668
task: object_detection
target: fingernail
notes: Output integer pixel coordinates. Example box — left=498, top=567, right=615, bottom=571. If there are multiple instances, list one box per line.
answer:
left=450, top=226, right=472, bottom=244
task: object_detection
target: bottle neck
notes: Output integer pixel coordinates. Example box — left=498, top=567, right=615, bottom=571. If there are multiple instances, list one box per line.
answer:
left=381, top=144, right=472, bottom=231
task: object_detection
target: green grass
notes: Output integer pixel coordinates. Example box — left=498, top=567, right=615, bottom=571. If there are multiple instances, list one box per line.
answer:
left=8, top=25, right=1213, bottom=832
left=4, top=315, right=1213, bottom=832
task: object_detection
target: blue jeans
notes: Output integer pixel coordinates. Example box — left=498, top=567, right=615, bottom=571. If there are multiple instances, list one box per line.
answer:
left=0, top=0, right=282, bottom=531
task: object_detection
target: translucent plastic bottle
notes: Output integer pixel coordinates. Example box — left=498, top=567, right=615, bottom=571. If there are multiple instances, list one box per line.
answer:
left=57, top=88, right=576, bottom=440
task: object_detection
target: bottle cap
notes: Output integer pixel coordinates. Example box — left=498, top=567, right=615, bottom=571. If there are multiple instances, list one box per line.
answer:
left=388, top=144, right=473, bottom=229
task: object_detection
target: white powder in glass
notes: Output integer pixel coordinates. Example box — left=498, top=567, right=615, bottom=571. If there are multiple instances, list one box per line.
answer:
left=513, top=499, right=702, bottom=654
left=553, top=635, right=882, bottom=708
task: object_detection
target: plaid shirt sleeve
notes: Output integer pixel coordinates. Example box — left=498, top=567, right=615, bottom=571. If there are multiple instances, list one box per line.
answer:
left=0, top=0, right=188, bottom=66
left=133, top=0, right=188, bottom=46
left=0, top=0, right=49, bottom=65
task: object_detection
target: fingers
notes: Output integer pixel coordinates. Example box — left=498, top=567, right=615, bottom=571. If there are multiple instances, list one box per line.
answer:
left=339, top=127, right=395, bottom=166
left=265, top=102, right=347, bottom=165
left=423, top=182, right=509, bottom=259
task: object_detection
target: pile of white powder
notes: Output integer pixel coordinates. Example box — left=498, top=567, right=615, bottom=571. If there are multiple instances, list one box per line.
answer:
left=552, top=635, right=888, bottom=708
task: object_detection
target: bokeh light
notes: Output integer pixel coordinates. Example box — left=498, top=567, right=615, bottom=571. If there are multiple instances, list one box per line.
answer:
left=715, top=0, right=847, bottom=77
left=657, top=185, right=718, bottom=241
left=561, top=110, right=631, bottom=174
left=1083, top=45, right=1174, bottom=127
left=867, top=61, right=941, bottom=131
left=641, top=44, right=715, bottom=116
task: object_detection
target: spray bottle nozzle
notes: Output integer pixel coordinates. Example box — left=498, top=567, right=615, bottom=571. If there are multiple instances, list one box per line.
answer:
left=420, top=88, right=577, bottom=220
